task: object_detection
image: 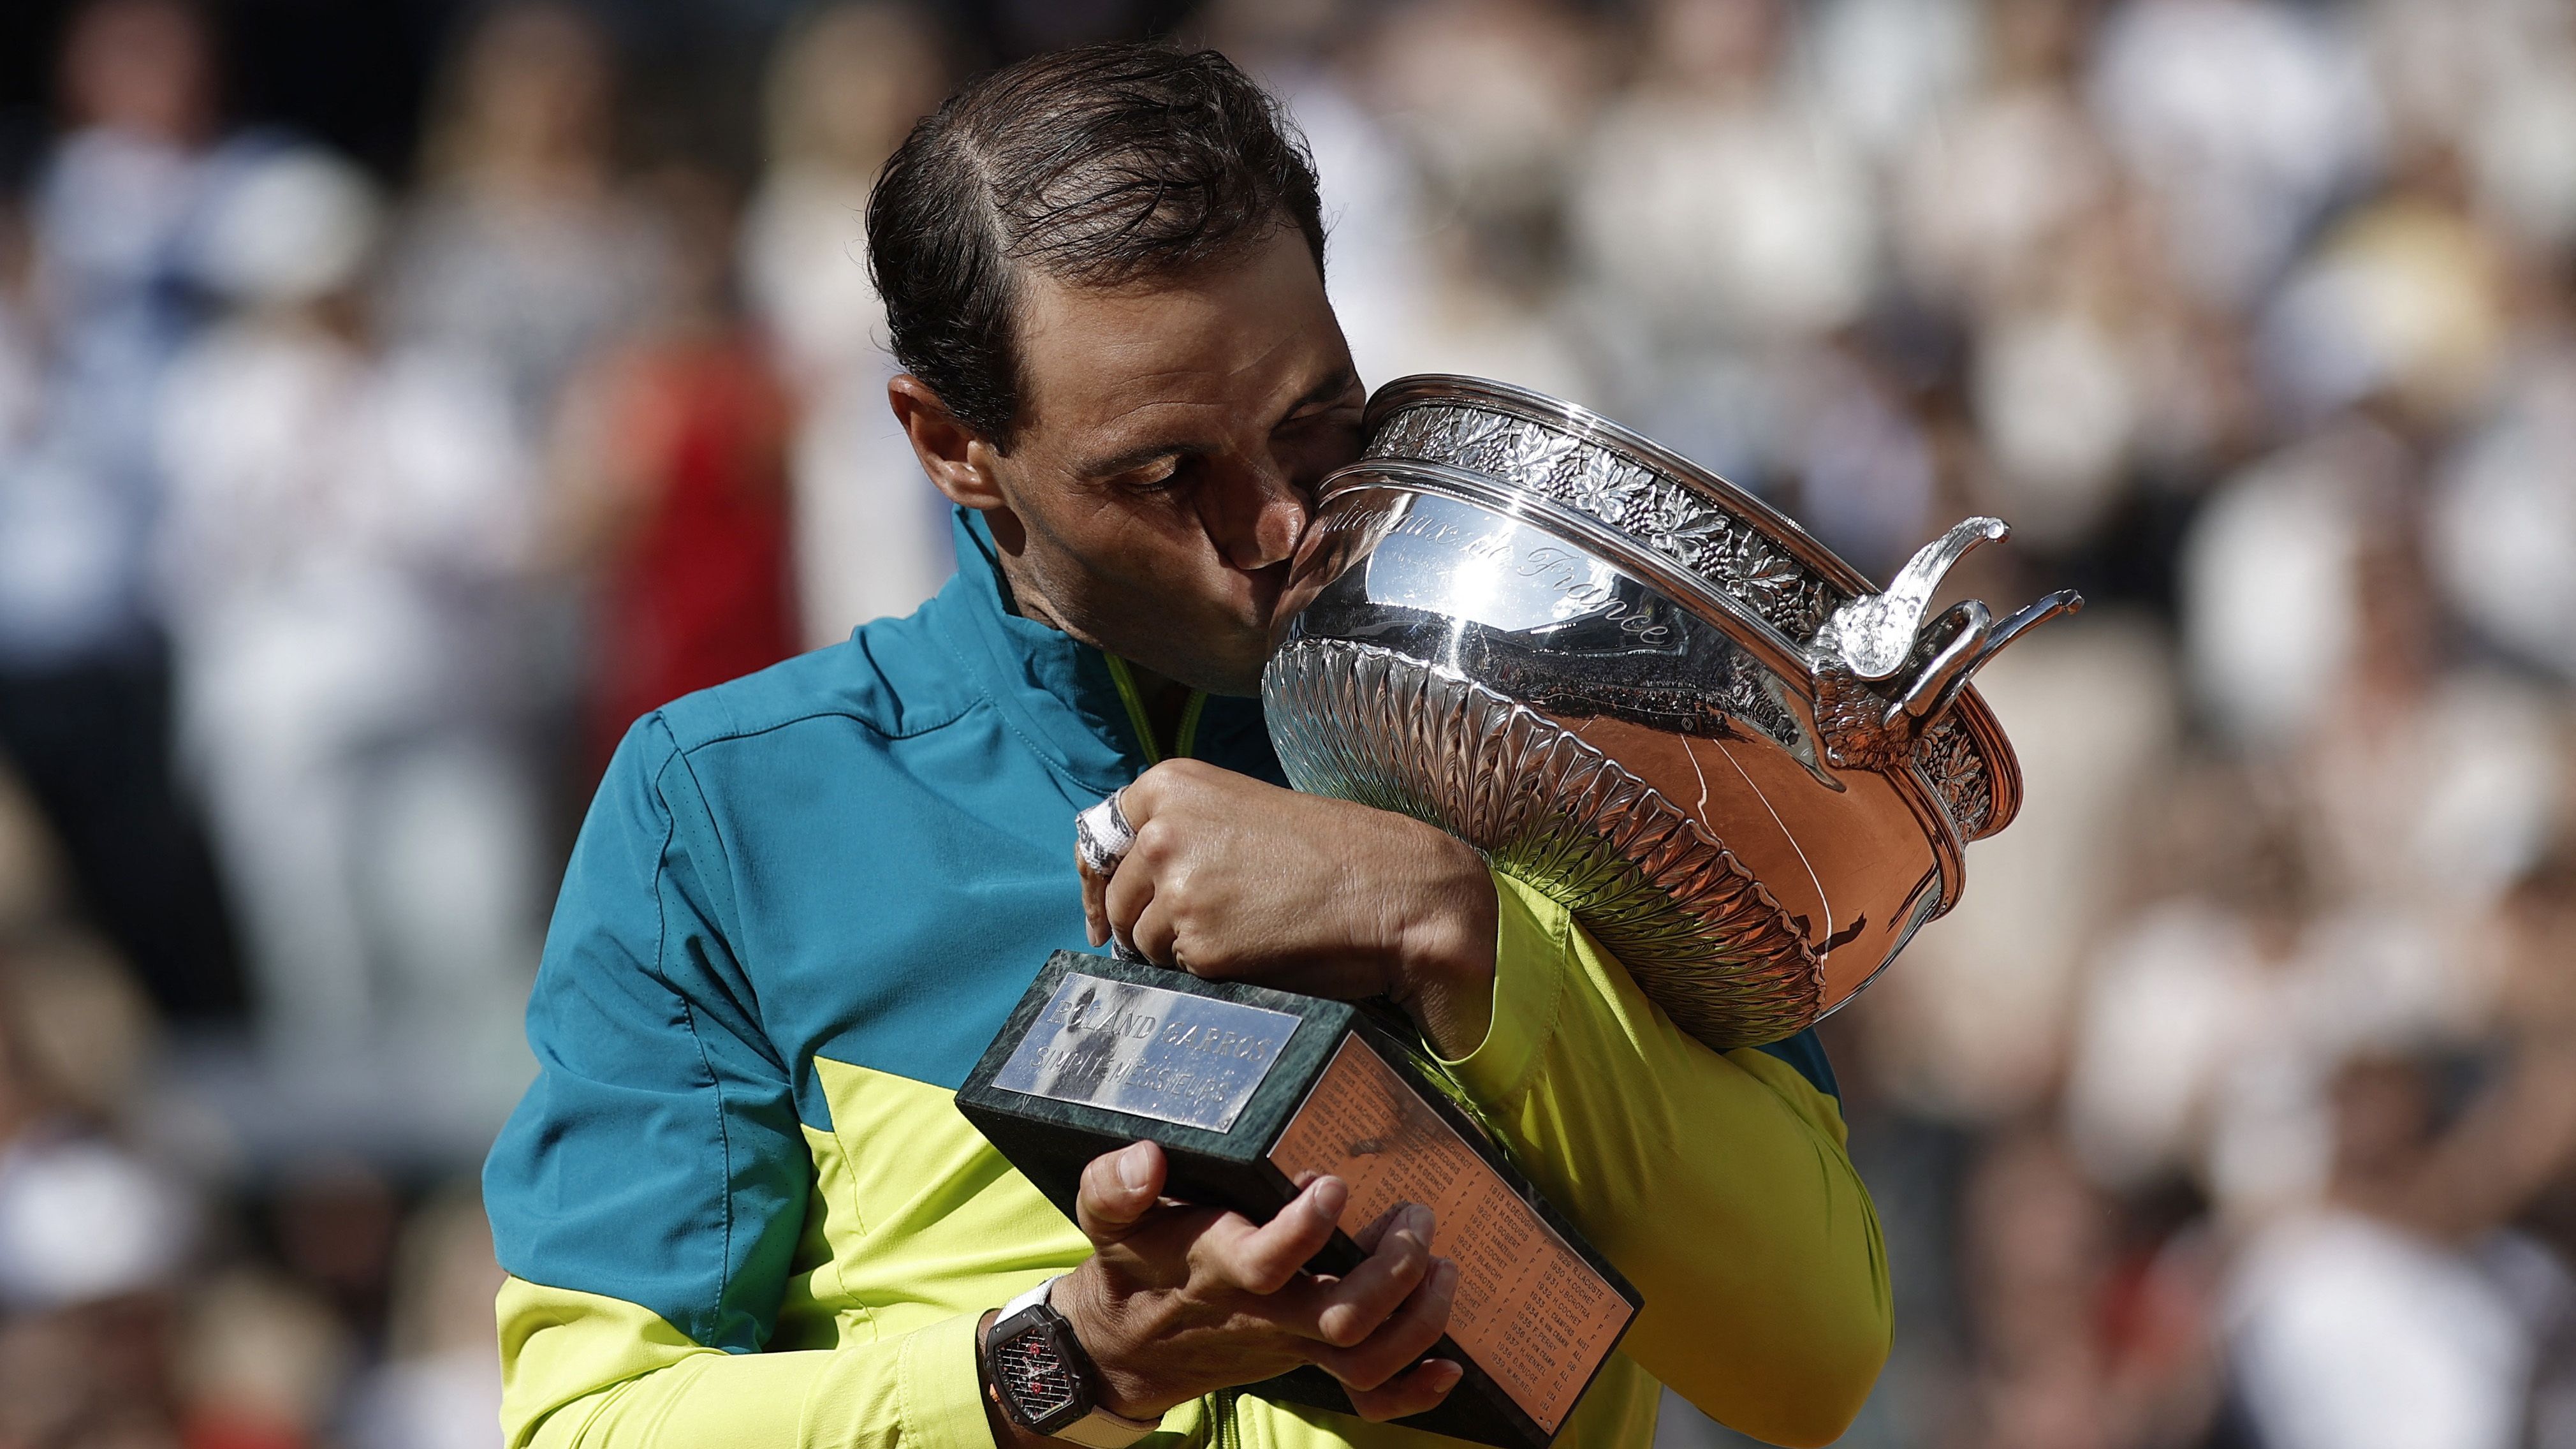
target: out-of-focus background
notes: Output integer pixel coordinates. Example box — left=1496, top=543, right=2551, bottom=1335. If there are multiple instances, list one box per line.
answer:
left=0, top=0, right=2572, bottom=1445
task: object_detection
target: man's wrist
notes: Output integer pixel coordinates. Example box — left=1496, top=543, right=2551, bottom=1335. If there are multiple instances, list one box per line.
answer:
left=1048, top=1261, right=1160, bottom=1419
left=1388, top=837, right=1498, bottom=1058
left=979, top=1281, right=1163, bottom=1449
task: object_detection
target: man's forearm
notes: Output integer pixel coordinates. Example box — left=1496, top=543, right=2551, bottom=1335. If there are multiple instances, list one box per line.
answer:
left=501, top=1276, right=995, bottom=1449
left=1438, top=873, right=1892, bottom=1449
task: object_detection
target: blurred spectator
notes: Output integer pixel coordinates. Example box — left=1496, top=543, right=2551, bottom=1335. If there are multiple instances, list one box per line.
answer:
left=2091, top=0, right=2381, bottom=309
left=1573, top=0, right=1876, bottom=477
left=1579, top=0, right=1873, bottom=345
left=1948, top=1127, right=2222, bottom=1449
left=1190, top=0, right=1424, bottom=392
left=177, top=1267, right=353, bottom=1449
left=2361, top=0, right=2576, bottom=259
left=155, top=143, right=542, bottom=1082
left=2434, top=337, right=2576, bottom=684
left=384, top=3, right=666, bottom=443
left=346, top=1186, right=504, bottom=1449
left=1806, top=0, right=1978, bottom=168
left=360, top=0, right=661, bottom=1056
left=1366, top=0, right=1603, bottom=274
left=2260, top=148, right=2511, bottom=429
left=2290, top=530, right=2559, bottom=923
left=556, top=165, right=798, bottom=772
left=2223, top=855, right=2576, bottom=1449
left=2179, top=418, right=2394, bottom=747
left=740, top=1, right=955, bottom=646
left=0, top=959, right=198, bottom=1448
left=0, top=0, right=243, bottom=1025
left=1219, top=0, right=1611, bottom=409
left=1773, top=337, right=1943, bottom=578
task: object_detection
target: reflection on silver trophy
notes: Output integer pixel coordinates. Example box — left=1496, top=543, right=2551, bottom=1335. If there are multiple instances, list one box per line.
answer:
left=1262, top=376, right=2082, bottom=1050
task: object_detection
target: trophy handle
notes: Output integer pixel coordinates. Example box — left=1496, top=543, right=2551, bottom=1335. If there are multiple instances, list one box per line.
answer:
left=1889, top=601, right=1991, bottom=722
left=1811, top=516, right=2009, bottom=680
left=1810, top=519, right=2082, bottom=770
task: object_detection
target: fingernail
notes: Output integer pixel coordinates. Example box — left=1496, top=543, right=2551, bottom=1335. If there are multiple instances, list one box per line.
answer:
left=1407, top=1203, right=1435, bottom=1241
left=1116, top=1142, right=1152, bottom=1191
left=1310, top=1175, right=1348, bottom=1220
left=1430, top=1360, right=1463, bottom=1391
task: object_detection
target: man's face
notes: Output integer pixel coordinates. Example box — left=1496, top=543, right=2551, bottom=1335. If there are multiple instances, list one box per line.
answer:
left=976, top=228, right=1365, bottom=696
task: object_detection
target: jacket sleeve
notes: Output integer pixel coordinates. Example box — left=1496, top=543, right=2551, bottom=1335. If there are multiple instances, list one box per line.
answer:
left=481, top=716, right=994, bottom=1449
left=1439, top=872, right=1893, bottom=1449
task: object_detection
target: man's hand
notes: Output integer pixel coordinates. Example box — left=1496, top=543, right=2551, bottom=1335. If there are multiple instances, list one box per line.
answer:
left=1011, top=1140, right=1463, bottom=1430
left=1076, top=760, right=1498, bottom=1057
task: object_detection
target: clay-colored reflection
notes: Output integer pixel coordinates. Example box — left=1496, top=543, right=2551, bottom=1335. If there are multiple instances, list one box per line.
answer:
left=1564, top=716, right=1944, bottom=1009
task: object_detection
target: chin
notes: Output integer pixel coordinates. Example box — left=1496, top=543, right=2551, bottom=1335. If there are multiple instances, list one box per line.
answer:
left=1193, top=656, right=1270, bottom=699
left=1177, top=630, right=1273, bottom=699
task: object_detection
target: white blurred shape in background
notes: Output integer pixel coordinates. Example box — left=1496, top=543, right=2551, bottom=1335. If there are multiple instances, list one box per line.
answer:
left=159, top=145, right=540, bottom=1100
left=742, top=1, right=958, bottom=646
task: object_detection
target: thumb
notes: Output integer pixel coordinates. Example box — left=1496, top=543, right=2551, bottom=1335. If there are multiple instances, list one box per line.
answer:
left=1075, top=1140, right=1166, bottom=1244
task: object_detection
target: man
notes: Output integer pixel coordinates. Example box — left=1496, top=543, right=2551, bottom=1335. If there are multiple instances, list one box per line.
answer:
left=484, top=42, right=1889, bottom=1449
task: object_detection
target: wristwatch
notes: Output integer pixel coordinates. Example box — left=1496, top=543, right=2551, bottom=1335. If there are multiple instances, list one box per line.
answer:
left=981, top=1277, right=1162, bottom=1448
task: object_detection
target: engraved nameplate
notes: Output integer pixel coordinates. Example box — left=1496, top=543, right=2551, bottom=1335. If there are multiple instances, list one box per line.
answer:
left=990, top=972, right=1301, bottom=1133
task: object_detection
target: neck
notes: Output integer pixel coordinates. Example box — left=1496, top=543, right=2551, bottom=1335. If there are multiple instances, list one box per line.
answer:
left=984, top=533, right=1197, bottom=761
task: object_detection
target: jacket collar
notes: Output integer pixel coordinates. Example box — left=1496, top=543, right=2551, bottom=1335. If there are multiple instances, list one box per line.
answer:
left=926, top=508, right=1275, bottom=796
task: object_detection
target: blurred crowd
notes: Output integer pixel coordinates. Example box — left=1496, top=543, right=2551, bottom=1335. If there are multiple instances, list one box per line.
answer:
left=0, top=0, right=2571, bottom=1446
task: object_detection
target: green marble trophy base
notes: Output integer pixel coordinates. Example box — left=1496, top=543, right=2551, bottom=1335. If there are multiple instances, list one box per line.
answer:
left=956, top=952, right=1641, bottom=1449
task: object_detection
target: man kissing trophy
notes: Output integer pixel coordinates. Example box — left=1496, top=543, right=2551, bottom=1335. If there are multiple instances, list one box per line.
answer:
left=487, top=41, right=2075, bottom=1449
left=990, top=372, right=2080, bottom=1449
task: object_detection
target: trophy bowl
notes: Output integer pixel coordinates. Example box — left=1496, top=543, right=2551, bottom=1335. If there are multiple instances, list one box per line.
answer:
left=1262, top=376, right=2080, bottom=1052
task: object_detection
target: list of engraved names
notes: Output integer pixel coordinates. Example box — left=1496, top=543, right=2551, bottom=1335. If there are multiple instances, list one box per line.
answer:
left=1267, top=1038, right=1633, bottom=1432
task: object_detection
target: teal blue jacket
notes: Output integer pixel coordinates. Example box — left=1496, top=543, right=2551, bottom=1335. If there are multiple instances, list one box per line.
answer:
left=482, top=511, right=1882, bottom=1449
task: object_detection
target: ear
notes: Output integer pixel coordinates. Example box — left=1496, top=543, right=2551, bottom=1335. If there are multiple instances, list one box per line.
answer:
left=889, top=374, right=1007, bottom=510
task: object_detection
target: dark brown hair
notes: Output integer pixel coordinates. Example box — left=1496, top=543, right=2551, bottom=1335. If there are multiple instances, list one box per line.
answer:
left=865, top=41, right=1326, bottom=450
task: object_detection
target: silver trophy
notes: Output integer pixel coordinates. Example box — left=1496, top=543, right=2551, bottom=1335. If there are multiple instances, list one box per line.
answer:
left=1262, top=377, right=2080, bottom=1051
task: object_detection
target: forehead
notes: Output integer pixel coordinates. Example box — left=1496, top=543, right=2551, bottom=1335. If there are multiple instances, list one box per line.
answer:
left=1011, top=229, right=1343, bottom=448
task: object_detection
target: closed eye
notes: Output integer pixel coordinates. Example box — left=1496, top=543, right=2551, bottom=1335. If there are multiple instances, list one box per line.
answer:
left=1111, top=455, right=1195, bottom=494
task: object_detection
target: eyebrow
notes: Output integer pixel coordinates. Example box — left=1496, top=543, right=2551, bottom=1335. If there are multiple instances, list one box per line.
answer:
left=1073, top=367, right=1363, bottom=482
left=1284, top=366, right=1363, bottom=419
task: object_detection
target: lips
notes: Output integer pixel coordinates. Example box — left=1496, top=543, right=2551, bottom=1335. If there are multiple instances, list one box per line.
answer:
left=1240, top=559, right=1291, bottom=629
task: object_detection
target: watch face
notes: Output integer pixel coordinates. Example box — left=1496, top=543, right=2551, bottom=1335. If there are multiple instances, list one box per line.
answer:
left=994, top=1318, right=1084, bottom=1428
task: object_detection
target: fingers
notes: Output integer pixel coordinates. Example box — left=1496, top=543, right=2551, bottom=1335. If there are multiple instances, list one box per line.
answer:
left=1349, top=1200, right=1407, bottom=1253
left=1343, top=1358, right=1465, bottom=1423
left=1074, top=790, right=1136, bottom=949
left=1079, top=762, right=1229, bottom=964
left=1074, top=1141, right=1167, bottom=1245
left=1129, top=890, right=1180, bottom=967
left=1115, top=760, right=1188, bottom=827
left=1196, top=1174, right=1346, bottom=1295
left=1316, top=1256, right=1461, bottom=1395
left=1102, top=846, right=1160, bottom=961
left=1078, top=848, right=1111, bottom=948
left=1305, top=1203, right=1436, bottom=1348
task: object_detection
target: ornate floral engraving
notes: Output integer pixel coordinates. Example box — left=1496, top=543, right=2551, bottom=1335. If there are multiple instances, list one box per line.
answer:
left=1913, top=715, right=1993, bottom=839
left=1365, top=395, right=2016, bottom=848
left=1367, top=402, right=1840, bottom=640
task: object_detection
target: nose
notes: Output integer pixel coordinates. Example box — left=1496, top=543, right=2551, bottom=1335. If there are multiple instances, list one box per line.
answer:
left=1206, top=465, right=1310, bottom=573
